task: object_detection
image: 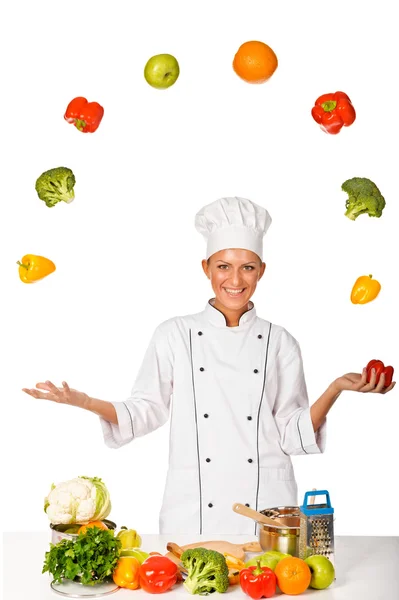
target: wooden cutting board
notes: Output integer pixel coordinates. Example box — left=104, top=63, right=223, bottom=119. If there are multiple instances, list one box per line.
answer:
left=165, top=540, right=262, bottom=564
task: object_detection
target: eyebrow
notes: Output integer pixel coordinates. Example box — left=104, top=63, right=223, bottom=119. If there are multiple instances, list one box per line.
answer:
left=215, top=260, right=257, bottom=266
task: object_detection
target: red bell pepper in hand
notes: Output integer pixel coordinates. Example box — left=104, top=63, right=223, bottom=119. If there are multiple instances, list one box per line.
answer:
left=240, top=560, right=276, bottom=599
left=139, top=555, right=178, bottom=594
left=64, top=97, right=104, bottom=133
left=366, top=360, right=394, bottom=387
left=312, top=91, right=356, bottom=134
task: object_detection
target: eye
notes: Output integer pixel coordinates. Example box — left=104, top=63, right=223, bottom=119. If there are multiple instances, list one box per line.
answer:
left=218, top=265, right=229, bottom=270
left=243, top=266, right=255, bottom=271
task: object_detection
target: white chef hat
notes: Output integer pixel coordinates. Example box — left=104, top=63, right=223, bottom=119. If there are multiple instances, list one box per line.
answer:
left=195, top=196, right=272, bottom=260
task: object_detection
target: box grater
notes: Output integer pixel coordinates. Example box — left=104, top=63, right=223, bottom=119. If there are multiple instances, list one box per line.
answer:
left=299, top=490, right=335, bottom=567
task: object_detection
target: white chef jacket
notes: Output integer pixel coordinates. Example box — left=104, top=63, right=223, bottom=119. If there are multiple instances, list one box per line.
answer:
left=101, top=300, right=326, bottom=535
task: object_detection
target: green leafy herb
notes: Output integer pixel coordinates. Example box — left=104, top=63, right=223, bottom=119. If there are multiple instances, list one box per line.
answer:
left=43, top=527, right=121, bottom=585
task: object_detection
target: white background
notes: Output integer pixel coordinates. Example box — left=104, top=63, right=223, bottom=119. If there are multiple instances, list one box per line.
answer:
left=1, top=0, right=398, bottom=538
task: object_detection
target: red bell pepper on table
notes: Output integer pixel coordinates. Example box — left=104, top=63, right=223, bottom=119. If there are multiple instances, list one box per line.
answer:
left=64, top=97, right=104, bottom=132
left=139, top=555, right=178, bottom=593
left=240, top=560, right=277, bottom=599
left=311, top=91, right=356, bottom=134
left=366, top=360, right=394, bottom=387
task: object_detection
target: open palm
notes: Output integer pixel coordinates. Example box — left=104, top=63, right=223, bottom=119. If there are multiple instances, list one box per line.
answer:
left=22, top=380, right=89, bottom=408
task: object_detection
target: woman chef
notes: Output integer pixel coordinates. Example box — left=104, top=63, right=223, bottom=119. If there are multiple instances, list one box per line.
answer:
left=23, top=197, right=395, bottom=535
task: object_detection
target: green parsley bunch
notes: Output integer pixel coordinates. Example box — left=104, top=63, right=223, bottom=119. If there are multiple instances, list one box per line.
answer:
left=43, top=527, right=121, bottom=585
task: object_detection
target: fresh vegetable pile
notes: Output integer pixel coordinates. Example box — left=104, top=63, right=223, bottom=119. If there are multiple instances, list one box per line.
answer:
left=43, top=528, right=336, bottom=596
left=40, top=473, right=338, bottom=596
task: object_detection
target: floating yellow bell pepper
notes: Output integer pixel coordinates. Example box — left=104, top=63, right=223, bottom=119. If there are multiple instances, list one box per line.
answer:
left=113, top=557, right=140, bottom=590
left=17, top=254, right=56, bottom=283
left=351, top=274, right=381, bottom=304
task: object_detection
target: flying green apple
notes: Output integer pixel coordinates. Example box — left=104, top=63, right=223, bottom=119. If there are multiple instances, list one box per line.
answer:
left=305, top=555, right=335, bottom=590
left=144, top=54, right=180, bottom=89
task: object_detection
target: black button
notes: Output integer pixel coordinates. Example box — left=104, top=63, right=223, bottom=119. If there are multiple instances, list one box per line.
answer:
left=254, top=369, right=259, bottom=374
left=258, top=334, right=263, bottom=339
left=247, top=416, right=252, bottom=421
left=200, top=367, right=205, bottom=372
left=206, top=458, right=211, bottom=463
left=198, top=331, right=203, bottom=336
left=245, top=503, right=250, bottom=507
left=248, top=458, right=253, bottom=463
left=208, top=503, right=213, bottom=508
left=204, top=414, right=209, bottom=418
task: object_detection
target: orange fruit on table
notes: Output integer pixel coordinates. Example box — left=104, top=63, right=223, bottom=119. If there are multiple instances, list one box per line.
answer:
left=233, top=40, right=278, bottom=83
left=274, top=557, right=311, bottom=595
left=78, top=521, right=108, bottom=534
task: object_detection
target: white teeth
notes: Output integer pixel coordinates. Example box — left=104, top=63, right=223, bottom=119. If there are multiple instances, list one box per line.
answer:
left=224, top=288, right=244, bottom=294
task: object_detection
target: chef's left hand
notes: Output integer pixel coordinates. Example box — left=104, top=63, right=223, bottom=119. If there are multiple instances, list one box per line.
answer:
left=333, top=368, right=396, bottom=394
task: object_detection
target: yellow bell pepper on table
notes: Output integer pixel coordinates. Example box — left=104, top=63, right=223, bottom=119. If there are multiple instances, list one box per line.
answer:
left=351, top=274, right=381, bottom=304
left=224, top=553, right=246, bottom=586
left=113, top=556, right=140, bottom=590
left=17, top=254, right=56, bottom=283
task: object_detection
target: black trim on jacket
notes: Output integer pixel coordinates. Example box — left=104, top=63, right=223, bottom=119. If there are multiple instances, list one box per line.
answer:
left=189, top=329, right=203, bottom=534
left=255, top=323, right=273, bottom=534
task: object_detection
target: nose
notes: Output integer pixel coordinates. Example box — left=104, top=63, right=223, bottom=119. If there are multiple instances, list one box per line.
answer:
left=230, top=268, right=242, bottom=287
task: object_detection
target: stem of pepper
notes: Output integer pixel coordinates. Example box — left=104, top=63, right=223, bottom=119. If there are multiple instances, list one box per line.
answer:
left=253, top=560, right=264, bottom=576
left=16, top=261, right=29, bottom=270
left=321, top=100, right=337, bottom=112
left=75, top=119, right=87, bottom=131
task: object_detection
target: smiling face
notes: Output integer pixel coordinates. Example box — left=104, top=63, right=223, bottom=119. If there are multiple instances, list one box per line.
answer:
left=202, top=248, right=266, bottom=312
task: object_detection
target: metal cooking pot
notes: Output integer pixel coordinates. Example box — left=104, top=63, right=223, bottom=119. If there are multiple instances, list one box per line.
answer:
left=233, top=503, right=300, bottom=557
left=50, top=519, right=117, bottom=545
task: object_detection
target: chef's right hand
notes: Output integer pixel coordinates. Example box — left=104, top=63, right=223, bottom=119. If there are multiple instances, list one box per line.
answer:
left=22, top=380, right=90, bottom=409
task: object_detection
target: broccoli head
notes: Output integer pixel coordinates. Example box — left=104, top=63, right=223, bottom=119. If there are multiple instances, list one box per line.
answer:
left=181, top=548, right=229, bottom=595
left=35, top=167, right=76, bottom=208
left=342, top=177, right=385, bottom=221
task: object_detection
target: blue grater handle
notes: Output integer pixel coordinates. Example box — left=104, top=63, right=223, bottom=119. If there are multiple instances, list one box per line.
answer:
left=303, top=489, right=332, bottom=509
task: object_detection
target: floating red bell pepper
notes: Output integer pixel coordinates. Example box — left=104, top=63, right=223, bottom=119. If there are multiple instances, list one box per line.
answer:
left=240, top=560, right=276, bottom=599
left=139, top=555, right=178, bottom=594
left=311, top=91, right=356, bottom=134
left=366, top=360, right=394, bottom=387
left=64, top=97, right=104, bottom=133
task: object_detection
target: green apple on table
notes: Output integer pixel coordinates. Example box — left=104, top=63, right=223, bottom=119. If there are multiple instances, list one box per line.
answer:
left=305, top=555, right=335, bottom=589
left=144, top=54, right=180, bottom=89
left=245, top=550, right=291, bottom=572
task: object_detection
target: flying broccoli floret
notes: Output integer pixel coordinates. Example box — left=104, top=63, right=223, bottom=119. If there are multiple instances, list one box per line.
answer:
left=35, top=167, right=76, bottom=208
left=181, top=548, right=229, bottom=595
left=342, top=177, right=385, bottom=221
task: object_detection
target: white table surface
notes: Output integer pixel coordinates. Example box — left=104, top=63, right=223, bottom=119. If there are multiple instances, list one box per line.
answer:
left=2, top=533, right=399, bottom=600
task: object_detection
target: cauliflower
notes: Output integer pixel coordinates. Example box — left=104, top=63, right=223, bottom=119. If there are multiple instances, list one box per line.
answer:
left=44, top=476, right=111, bottom=525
